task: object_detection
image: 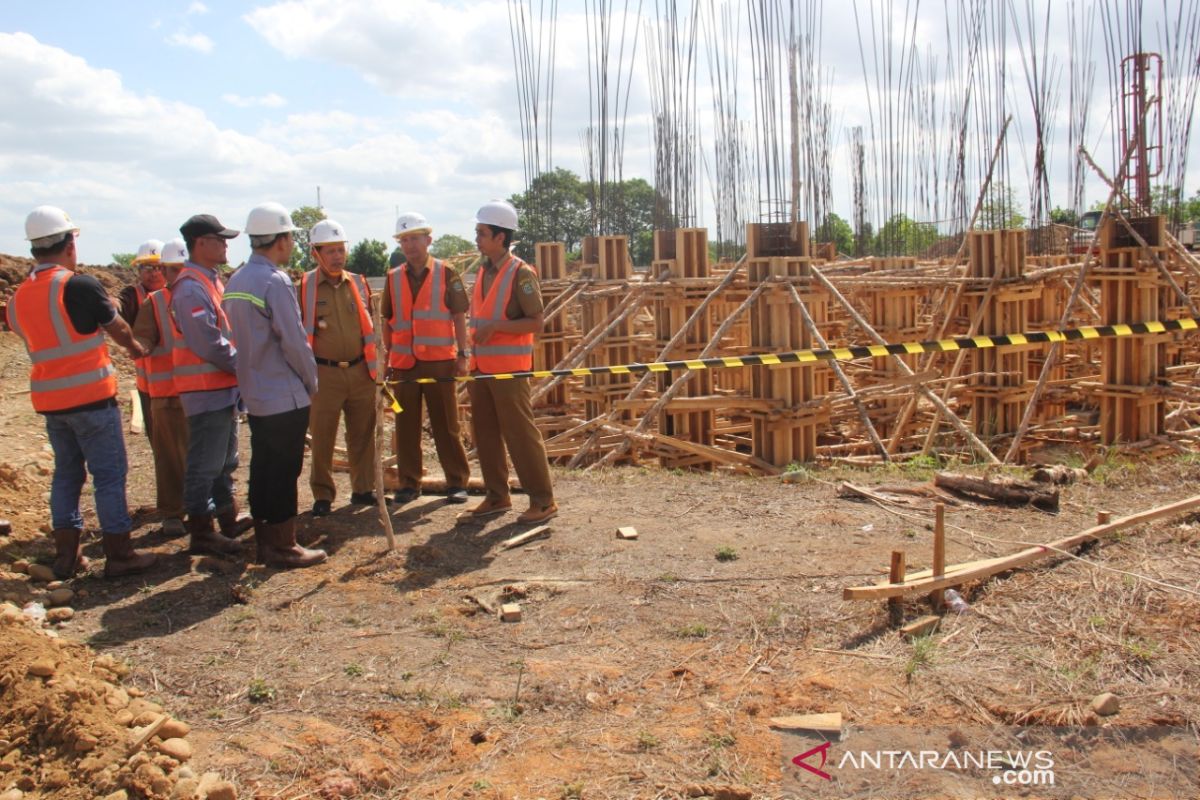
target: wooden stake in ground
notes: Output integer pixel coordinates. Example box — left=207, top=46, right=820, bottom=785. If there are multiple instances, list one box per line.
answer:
left=931, top=503, right=945, bottom=609
left=371, top=294, right=396, bottom=551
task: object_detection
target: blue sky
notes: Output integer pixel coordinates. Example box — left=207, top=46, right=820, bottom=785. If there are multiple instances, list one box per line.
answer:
left=2, top=1, right=1196, bottom=264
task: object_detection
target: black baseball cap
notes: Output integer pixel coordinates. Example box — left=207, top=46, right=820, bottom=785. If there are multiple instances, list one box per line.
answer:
left=180, top=214, right=239, bottom=241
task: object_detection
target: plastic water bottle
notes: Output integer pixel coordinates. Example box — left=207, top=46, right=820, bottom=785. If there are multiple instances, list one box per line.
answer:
left=22, top=601, right=46, bottom=623
left=944, top=589, right=972, bottom=615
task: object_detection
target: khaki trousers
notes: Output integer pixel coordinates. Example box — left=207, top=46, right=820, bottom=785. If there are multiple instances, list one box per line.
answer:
left=468, top=376, right=554, bottom=507
left=392, top=359, right=470, bottom=490
left=149, top=396, right=189, bottom=519
left=308, top=362, right=377, bottom=502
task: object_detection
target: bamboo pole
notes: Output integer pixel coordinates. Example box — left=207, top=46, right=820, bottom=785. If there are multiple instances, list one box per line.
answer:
left=588, top=278, right=766, bottom=470
left=371, top=293, right=396, bottom=551
left=784, top=282, right=889, bottom=460
left=566, top=258, right=746, bottom=468
left=1001, top=120, right=1150, bottom=463
left=809, top=265, right=1000, bottom=464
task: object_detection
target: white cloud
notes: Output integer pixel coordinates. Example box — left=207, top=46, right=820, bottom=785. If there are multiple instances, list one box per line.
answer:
left=166, top=31, right=213, bottom=54
left=222, top=92, right=288, bottom=109
left=187, top=1, right=209, bottom=14
left=0, top=31, right=519, bottom=262
left=243, top=0, right=510, bottom=106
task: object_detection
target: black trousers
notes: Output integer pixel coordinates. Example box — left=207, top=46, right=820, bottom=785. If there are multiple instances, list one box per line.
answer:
left=247, top=406, right=310, bottom=525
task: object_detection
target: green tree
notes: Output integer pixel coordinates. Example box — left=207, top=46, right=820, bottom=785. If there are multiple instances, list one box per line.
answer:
left=599, top=177, right=658, bottom=264
left=430, top=234, right=474, bottom=259
left=975, top=183, right=1026, bottom=230
left=1048, top=207, right=1079, bottom=227
left=348, top=239, right=389, bottom=277
left=288, top=205, right=327, bottom=273
left=508, top=167, right=590, bottom=260
left=817, top=213, right=854, bottom=256
left=875, top=214, right=939, bottom=256
left=111, top=253, right=135, bottom=268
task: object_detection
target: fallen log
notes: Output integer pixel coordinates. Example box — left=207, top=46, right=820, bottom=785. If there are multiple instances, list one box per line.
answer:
left=934, top=471, right=1059, bottom=511
left=843, top=494, right=1200, bottom=600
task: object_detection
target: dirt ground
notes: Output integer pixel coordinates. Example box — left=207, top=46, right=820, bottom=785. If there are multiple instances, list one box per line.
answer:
left=1, top=314, right=1199, bottom=798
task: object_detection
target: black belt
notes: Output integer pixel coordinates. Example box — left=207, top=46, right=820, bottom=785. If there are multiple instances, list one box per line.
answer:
left=315, top=356, right=364, bottom=368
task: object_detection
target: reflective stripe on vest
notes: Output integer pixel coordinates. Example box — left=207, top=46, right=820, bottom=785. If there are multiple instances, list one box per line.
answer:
left=170, top=267, right=238, bottom=393
left=469, top=256, right=535, bottom=374
left=388, top=260, right=456, bottom=369
left=145, top=288, right=179, bottom=398
left=9, top=265, right=118, bottom=412
left=133, top=284, right=150, bottom=392
left=300, top=269, right=378, bottom=380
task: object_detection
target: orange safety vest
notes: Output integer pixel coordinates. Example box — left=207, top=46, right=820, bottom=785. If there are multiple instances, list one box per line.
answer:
left=469, top=256, right=535, bottom=374
left=144, top=288, right=179, bottom=398
left=300, top=269, right=378, bottom=380
left=387, top=260, right=456, bottom=369
left=132, top=284, right=149, bottom=392
left=170, top=266, right=238, bottom=393
left=6, top=264, right=118, bottom=413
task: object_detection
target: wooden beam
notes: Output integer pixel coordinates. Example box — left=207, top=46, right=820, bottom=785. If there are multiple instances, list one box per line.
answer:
left=844, top=494, right=1200, bottom=600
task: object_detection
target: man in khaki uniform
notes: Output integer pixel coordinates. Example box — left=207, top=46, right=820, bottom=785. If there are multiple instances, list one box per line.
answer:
left=466, top=200, right=556, bottom=524
left=130, top=238, right=191, bottom=537
left=299, top=219, right=381, bottom=516
left=382, top=211, right=471, bottom=505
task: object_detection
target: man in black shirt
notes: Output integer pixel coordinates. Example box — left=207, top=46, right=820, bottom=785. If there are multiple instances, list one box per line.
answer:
left=7, top=206, right=157, bottom=579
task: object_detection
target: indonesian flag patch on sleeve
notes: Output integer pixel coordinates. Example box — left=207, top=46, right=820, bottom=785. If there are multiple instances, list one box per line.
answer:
left=190, top=307, right=206, bottom=318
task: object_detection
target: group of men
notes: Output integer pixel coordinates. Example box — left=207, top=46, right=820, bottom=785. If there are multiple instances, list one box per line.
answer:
left=7, top=199, right=558, bottom=581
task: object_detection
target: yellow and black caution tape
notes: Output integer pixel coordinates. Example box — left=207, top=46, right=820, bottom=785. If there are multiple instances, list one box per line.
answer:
left=384, top=317, right=1199, bottom=385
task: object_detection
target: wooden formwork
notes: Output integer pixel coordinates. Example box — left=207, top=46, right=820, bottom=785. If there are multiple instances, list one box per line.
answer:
left=578, top=236, right=637, bottom=425
left=1089, top=216, right=1167, bottom=444
left=650, top=228, right=716, bottom=468
left=533, top=242, right=577, bottom=410
left=745, top=222, right=828, bottom=466
left=955, top=231, right=1036, bottom=449
left=862, top=258, right=922, bottom=438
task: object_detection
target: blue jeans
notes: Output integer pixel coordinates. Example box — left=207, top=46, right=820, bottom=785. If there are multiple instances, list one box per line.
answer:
left=183, top=405, right=239, bottom=517
left=45, top=403, right=131, bottom=534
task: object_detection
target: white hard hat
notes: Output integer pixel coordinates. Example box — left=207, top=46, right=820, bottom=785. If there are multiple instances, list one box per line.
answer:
left=475, top=200, right=518, bottom=230
left=160, top=238, right=187, bottom=266
left=310, top=219, right=348, bottom=246
left=244, top=202, right=298, bottom=236
left=25, top=205, right=80, bottom=245
left=394, top=211, right=432, bottom=239
left=133, top=239, right=165, bottom=265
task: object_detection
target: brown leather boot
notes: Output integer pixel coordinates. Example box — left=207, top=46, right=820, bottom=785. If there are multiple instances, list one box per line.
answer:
left=217, top=501, right=254, bottom=539
left=188, top=513, right=242, bottom=556
left=260, top=517, right=326, bottom=569
left=102, top=532, right=157, bottom=578
left=250, top=519, right=269, bottom=566
left=51, top=528, right=90, bottom=579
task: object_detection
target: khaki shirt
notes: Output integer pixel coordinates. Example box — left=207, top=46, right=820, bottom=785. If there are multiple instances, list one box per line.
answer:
left=380, top=260, right=469, bottom=319
left=478, top=260, right=543, bottom=319
left=131, top=294, right=162, bottom=351
left=311, top=270, right=370, bottom=363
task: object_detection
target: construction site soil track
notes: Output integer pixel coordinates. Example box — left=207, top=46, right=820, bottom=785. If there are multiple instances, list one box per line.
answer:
left=0, top=299, right=1198, bottom=798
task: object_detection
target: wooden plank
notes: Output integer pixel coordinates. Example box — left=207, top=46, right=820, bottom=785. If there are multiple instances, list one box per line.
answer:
left=617, top=526, right=639, bottom=540
left=768, top=712, right=843, bottom=733
left=844, top=494, right=1200, bottom=600
left=129, top=388, right=144, bottom=434
left=501, top=525, right=551, bottom=550
left=900, top=615, right=941, bottom=641
left=931, top=503, right=946, bottom=608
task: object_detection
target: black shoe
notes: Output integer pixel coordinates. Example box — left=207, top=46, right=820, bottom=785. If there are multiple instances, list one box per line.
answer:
left=393, top=487, right=420, bottom=505
left=444, top=487, right=469, bottom=504
left=311, top=500, right=332, bottom=517
left=349, top=491, right=383, bottom=506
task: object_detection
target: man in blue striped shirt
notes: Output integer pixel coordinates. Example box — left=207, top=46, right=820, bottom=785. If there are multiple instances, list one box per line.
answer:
left=223, top=202, right=325, bottom=569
